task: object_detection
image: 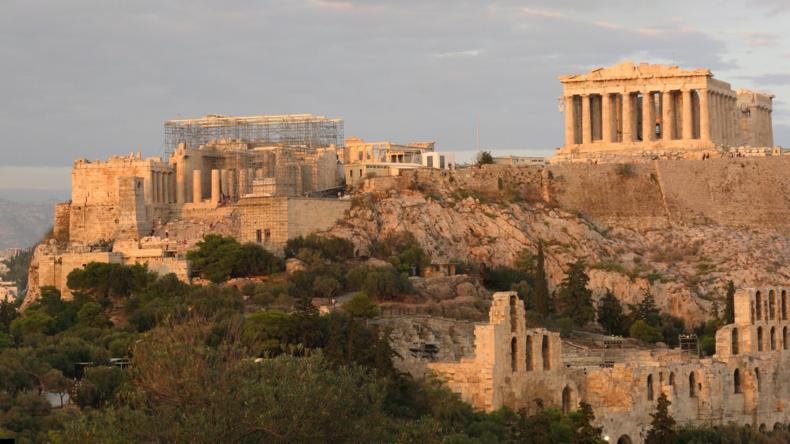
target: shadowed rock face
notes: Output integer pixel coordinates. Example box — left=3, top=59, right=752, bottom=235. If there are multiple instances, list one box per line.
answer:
left=329, top=159, right=790, bottom=325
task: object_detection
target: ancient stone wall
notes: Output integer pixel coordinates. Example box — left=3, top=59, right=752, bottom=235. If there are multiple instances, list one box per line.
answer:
left=430, top=290, right=790, bottom=444
left=238, top=196, right=351, bottom=251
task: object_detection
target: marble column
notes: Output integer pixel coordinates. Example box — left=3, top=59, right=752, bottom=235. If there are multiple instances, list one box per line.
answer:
left=192, top=170, right=202, bottom=204
left=176, top=164, right=186, bottom=204
left=682, top=90, right=693, bottom=140
left=211, top=169, right=221, bottom=204
left=158, top=172, right=165, bottom=204
left=622, top=92, right=634, bottom=143
left=602, top=93, right=613, bottom=143
left=220, top=169, right=228, bottom=200
left=581, top=94, right=592, bottom=144
left=238, top=168, right=249, bottom=197
left=662, top=91, right=674, bottom=141
left=642, top=92, right=654, bottom=142
left=710, top=93, right=719, bottom=144
left=564, top=96, right=575, bottom=147
left=699, top=89, right=711, bottom=143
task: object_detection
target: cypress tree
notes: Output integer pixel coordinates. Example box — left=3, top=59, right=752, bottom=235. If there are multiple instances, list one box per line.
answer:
left=645, top=393, right=677, bottom=444
left=725, top=281, right=736, bottom=324
left=573, top=401, right=605, bottom=444
left=597, top=290, right=628, bottom=336
left=556, top=259, right=595, bottom=327
left=533, top=241, right=550, bottom=316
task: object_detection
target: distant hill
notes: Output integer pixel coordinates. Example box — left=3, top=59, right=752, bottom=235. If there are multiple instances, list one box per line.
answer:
left=0, top=198, right=56, bottom=249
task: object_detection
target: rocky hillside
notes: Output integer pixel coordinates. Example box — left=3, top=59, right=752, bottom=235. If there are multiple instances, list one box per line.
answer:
left=328, top=161, right=790, bottom=325
left=0, top=198, right=54, bottom=249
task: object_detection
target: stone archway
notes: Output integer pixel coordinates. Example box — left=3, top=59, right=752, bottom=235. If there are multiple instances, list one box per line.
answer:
left=562, top=386, right=573, bottom=414
left=616, top=435, right=633, bottom=444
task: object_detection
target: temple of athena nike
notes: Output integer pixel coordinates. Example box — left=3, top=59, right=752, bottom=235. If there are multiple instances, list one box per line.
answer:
left=552, top=61, right=776, bottom=162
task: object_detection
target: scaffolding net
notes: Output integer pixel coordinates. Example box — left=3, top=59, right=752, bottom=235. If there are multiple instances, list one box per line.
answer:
left=164, top=114, right=344, bottom=155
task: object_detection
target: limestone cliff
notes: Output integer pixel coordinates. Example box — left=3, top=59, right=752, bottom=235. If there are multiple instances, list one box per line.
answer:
left=328, top=159, right=790, bottom=324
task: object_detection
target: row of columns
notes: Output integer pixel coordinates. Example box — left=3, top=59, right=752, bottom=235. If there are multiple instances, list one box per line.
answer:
left=150, top=171, right=175, bottom=205
left=565, top=88, right=715, bottom=146
left=187, top=168, right=258, bottom=204
left=710, top=91, right=738, bottom=147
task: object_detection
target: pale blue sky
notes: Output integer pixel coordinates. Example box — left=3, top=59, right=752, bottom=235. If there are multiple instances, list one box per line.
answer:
left=2, top=0, right=790, bottom=191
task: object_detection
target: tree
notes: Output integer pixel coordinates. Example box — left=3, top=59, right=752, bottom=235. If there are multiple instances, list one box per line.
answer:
left=343, top=292, right=380, bottom=318
left=572, top=401, right=605, bottom=444
left=234, top=243, right=282, bottom=277
left=476, top=150, right=494, bottom=165
left=645, top=393, right=676, bottom=444
left=533, top=242, right=550, bottom=317
left=629, top=320, right=663, bottom=344
left=187, top=234, right=243, bottom=283
left=597, top=290, right=628, bottom=336
left=633, top=289, right=661, bottom=327
left=724, top=281, right=735, bottom=324
left=556, top=260, right=594, bottom=326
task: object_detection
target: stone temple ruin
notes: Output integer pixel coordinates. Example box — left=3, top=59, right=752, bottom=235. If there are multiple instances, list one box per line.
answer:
left=553, top=61, right=776, bottom=163
left=29, top=114, right=352, bottom=301
left=429, top=289, right=790, bottom=443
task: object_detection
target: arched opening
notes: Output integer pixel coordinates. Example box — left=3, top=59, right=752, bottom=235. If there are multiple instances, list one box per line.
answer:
left=774, top=422, right=783, bottom=432
left=784, top=327, right=788, bottom=350
left=647, top=374, right=654, bottom=401
left=669, top=372, right=675, bottom=387
left=782, top=290, right=787, bottom=320
left=510, top=337, right=518, bottom=372
left=771, top=327, right=776, bottom=350
left=734, top=369, right=741, bottom=394
left=689, top=372, right=697, bottom=397
left=755, top=368, right=761, bottom=392
left=542, top=335, right=550, bottom=370
left=759, top=423, right=767, bottom=433
left=758, top=326, right=764, bottom=351
left=756, top=291, right=763, bottom=320
left=769, top=290, right=776, bottom=320
left=732, top=328, right=739, bottom=355
left=616, top=436, right=633, bottom=444
left=525, top=335, right=533, bottom=371
left=510, top=295, right=517, bottom=332
left=562, top=386, right=572, bottom=414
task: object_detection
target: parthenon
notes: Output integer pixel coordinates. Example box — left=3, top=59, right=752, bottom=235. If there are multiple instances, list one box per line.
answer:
left=553, top=61, right=775, bottom=161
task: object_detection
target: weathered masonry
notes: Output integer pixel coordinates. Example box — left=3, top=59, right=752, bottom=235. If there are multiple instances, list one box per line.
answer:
left=429, top=288, right=790, bottom=444
left=554, top=62, right=774, bottom=162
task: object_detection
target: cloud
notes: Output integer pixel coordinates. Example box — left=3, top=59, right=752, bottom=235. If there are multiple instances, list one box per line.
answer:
left=744, top=32, right=781, bottom=47
left=433, top=49, right=482, bottom=58
left=521, top=7, right=566, bottom=19
left=740, top=73, right=790, bottom=86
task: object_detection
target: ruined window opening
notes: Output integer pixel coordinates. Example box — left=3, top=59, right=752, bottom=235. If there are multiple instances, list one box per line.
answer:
left=755, top=368, right=761, bottom=392
left=542, top=335, right=550, bottom=370
left=734, top=369, right=742, bottom=394
left=783, top=290, right=788, bottom=320
left=770, top=290, right=776, bottom=320
left=689, top=372, right=697, bottom=397
left=771, top=327, right=776, bottom=350
left=732, top=328, right=739, bottom=355
left=784, top=327, right=788, bottom=350
left=264, top=229, right=271, bottom=243
left=255, top=229, right=262, bottom=243
left=758, top=326, right=764, bottom=352
left=562, top=386, right=572, bottom=414
left=756, top=291, right=763, bottom=320
left=510, top=337, right=518, bottom=373
left=669, top=372, right=675, bottom=386
left=647, top=374, right=654, bottom=401
left=751, top=302, right=755, bottom=324
left=525, top=335, right=533, bottom=371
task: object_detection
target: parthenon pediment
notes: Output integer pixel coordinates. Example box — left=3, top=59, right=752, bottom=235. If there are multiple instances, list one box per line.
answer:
left=559, top=61, right=712, bottom=83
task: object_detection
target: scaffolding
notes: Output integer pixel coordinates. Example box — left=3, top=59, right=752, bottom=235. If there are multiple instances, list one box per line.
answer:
left=163, top=114, right=344, bottom=155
